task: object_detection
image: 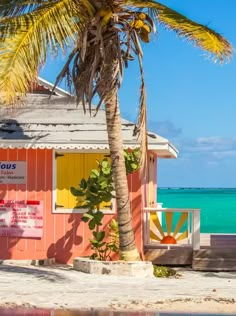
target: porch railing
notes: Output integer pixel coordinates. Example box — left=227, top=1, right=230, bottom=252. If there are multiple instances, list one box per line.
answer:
left=144, top=207, right=200, bottom=250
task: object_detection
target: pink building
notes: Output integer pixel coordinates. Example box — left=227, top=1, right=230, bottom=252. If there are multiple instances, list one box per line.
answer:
left=0, top=78, right=177, bottom=263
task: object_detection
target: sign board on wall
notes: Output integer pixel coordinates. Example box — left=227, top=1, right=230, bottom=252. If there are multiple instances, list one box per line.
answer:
left=0, top=161, right=26, bottom=184
left=0, top=200, right=43, bottom=237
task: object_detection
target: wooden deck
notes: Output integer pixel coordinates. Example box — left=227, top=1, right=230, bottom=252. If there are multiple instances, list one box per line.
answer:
left=144, top=233, right=236, bottom=271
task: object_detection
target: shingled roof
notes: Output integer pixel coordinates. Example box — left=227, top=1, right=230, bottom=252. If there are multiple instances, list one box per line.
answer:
left=0, top=78, right=178, bottom=158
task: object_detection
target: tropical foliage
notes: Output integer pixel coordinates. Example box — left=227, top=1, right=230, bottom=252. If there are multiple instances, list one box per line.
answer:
left=0, top=0, right=232, bottom=260
left=70, top=158, right=114, bottom=211
left=70, top=154, right=139, bottom=260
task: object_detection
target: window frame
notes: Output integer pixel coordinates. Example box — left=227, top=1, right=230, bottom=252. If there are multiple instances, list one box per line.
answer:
left=52, top=149, right=116, bottom=214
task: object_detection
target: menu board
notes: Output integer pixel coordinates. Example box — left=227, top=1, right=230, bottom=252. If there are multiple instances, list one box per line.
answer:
left=0, top=200, right=43, bottom=237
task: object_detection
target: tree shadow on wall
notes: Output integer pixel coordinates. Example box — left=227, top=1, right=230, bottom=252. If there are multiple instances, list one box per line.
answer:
left=47, top=213, right=83, bottom=263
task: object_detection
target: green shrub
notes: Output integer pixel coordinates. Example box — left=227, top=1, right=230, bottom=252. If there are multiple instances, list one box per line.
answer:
left=153, top=265, right=176, bottom=278
left=70, top=151, right=140, bottom=261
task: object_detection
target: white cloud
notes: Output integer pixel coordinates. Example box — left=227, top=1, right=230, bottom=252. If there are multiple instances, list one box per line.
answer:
left=207, top=161, right=219, bottom=167
left=148, top=120, right=182, bottom=138
left=179, top=136, right=236, bottom=158
left=212, top=151, right=236, bottom=159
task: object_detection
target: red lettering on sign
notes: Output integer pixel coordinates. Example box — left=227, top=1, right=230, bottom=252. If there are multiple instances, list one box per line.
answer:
left=0, top=200, right=43, bottom=237
left=1, top=170, right=14, bottom=175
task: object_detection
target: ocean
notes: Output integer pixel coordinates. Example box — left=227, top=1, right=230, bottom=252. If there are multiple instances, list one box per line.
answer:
left=157, top=188, right=236, bottom=233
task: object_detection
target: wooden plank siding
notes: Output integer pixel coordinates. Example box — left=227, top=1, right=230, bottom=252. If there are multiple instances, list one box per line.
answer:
left=193, top=234, right=236, bottom=271
left=145, top=233, right=236, bottom=270
left=128, top=170, right=143, bottom=259
left=145, top=247, right=193, bottom=265
left=0, top=148, right=143, bottom=263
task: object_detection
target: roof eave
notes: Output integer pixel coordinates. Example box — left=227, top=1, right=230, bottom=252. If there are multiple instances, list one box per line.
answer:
left=0, top=139, right=178, bottom=158
left=148, top=142, right=178, bottom=158
left=37, top=77, right=72, bottom=97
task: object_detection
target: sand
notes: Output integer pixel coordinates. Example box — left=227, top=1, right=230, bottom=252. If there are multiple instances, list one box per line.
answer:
left=0, top=263, right=236, bottom=314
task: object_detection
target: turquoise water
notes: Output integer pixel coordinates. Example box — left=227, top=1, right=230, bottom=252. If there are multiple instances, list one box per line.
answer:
left=157, top=188, right=236, bottom=233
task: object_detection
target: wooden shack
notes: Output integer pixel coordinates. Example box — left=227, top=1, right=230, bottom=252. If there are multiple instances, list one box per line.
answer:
left=0, top=78, right=177, bottom=263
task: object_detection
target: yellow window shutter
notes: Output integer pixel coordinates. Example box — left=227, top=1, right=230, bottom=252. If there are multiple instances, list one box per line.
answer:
left=56, top=153, right=113, bottom=211
left=56, top=153, right=84, bottom=209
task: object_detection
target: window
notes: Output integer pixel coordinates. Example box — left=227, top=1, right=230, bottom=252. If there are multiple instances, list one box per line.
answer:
left=53, top=152, right=115, bottom=213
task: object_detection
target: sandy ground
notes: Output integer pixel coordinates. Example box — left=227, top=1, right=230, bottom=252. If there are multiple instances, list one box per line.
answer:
left=0, top=263, right=236, bottom=314
left=109, top=299, right=236, bottom=314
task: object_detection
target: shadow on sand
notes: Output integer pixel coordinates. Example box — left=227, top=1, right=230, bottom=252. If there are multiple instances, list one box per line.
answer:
left=0, top=264, right=71, bottom=283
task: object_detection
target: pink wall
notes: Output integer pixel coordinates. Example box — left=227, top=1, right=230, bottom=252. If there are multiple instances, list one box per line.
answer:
left=152, top=153, right=157, bottom=207
left=0, top=148, right=143, bottom=263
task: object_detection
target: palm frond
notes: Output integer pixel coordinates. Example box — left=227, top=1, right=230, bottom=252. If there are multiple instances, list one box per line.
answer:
left=136, top=63, right=147, bottom=171
left=127, top=0, right=233, bottom=62
left=132, top=30, right=147, bottom=170
left=0, top=0, right=47, bottom=17
left=0, top=0, right=83, bottom=105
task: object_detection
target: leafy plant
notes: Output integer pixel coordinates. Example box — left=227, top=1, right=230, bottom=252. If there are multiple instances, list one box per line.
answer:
left=153, top=265, right=176, bottom=278
left=70, top=158, right=114, bottom=212
left=70, top=152, right=139, bottom=260
left=124, top=148, right=140, bottom=175
left=71, top=158, right=117, bottom=260
left=89, top=219, right=119, bottom=261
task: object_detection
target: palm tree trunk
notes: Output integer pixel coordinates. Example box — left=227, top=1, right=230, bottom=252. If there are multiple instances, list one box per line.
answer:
left=97, top=32, right=140, bottom=261
left=93, top=27, right=140, bottom=261
left=104, top=95, right=140, bottom=261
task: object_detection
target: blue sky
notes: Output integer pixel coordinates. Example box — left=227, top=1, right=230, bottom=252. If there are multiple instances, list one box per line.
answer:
left=40, top=0, right=236, bottom=188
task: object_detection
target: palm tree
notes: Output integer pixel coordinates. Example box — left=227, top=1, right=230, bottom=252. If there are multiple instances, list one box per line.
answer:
left=0, top=0, right=232, bottom=261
